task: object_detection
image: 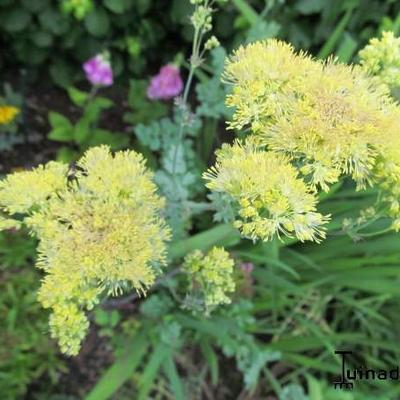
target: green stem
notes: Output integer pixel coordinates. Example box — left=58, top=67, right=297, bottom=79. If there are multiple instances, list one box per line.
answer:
left=168, top=223, right=240, bottom=260
left=231, top=0, right=259, bottom=25
left=202, top=118, right=217, bottom=163
left=317, top=6, right=355, bottom=60
left=360, top=227, right=392, bottom=238
left=171, top=65, right=195, bottom=177
left=393, top=11, right=400, bottom=35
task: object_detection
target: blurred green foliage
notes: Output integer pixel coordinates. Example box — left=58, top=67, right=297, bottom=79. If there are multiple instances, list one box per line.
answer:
left=0, top=231, right=63, bottom=400
left=1, top=0, right=399, bottom=87
left=0, top=0, right=197, bottom=86
left=48, top=86, right=129, bottom=161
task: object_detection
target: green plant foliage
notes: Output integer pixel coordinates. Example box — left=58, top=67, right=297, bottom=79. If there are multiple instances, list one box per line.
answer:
left=48, top=86, right=129, bottom=160
left=0, top=231, right=62, bottom=399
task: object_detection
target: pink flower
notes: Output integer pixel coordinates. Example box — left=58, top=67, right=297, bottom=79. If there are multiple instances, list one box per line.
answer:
left=240, top=262, right=254, bottom=275
left=83, top=54, right=113, bottom=87
left=147, top=65, right=183, bottom=101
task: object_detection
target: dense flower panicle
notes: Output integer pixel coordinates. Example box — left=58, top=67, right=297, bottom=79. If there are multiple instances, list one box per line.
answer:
left=183, top=246, right=235, bottom=311
left=0, top=162, right=68, bottom=214
left=0, top=105, right=19, bottom=125
left=263, top=61, right=399, bottom=191
left=147, top=64, right=184, bottom=100
left=359, top=31, right=400, bottom=89
left=212, top=38, right=400, bottom=234
left=83, top=54, right=113, bottom=87
left=204, top=140, right=330, bottom=242
left=223, top=39, right=321, bottom=131
left=0, top=146, right=170, bottom=355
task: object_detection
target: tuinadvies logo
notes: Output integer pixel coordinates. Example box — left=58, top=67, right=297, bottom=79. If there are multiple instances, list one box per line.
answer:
left=333, top=350, right=400, bottom=390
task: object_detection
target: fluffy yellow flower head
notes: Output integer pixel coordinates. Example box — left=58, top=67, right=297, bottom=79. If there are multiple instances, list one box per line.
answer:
left=214, top=38, right=400, bottom=235
left=0, top=105, right=19, bottom=125
left=0, top=146, right=170, bottom=355
left=223, top=39, right=321, bottom=132
left=0, top=162, right=68, bottom=213
left=359, top=31, right=400, bottom=89
left=183, top=246, right=235, bottom=312
left=262, top=61, right=398, bottom=191
left=204, top=140, right=330, bottom=242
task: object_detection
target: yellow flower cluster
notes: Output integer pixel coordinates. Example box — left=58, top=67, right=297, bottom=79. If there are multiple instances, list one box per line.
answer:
left=0, top=105, right=19, bottom=125
left=0, top=146, right=170, bottom=355
left=183, top=246, right=235, bottom=312
left=204, top=140, right=329, bottom=242
left=207, top=38, right=400, bottom=238
left=359, top=31, right=400, bottom=89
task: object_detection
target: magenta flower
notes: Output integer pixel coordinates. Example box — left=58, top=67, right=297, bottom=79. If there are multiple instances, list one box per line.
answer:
left=239, top=262, right=254, bottom=275
left=83, top=54, right=113, bottom=87
left=147, top=65, right=183, bottom=101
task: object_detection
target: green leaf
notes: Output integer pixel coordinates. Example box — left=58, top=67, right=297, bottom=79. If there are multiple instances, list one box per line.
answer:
left=94, top=308, right=110, bottom=326
left=138, top=343, right=172, bottom=400
left=21, top=0, right=48, bottom=13
left=280, top=384, right=308, bottom=400
left=83, top=98, right=112, bottom=124
left=73, top=119, right=91, bottom=144
left=85, top=8, right=110, bottom=37
left=103, top=0, right=126, bottom=13
left=48, top=127, right=74, bottom=142
left=84, top=334, right=148, bottom=400
left=163, top=356, right=185, bottom=400
left=125, top=80, right=167, bottom=125
left=56, top=146, right=78, bottom=162
left=306, top=374, right=324, bottom=400
left=231, top=0, right=259, bottom=25
left=49, top=62, right=75, bottom=88
left=200, top=340, right=219, bottom=385
left=336, top=32, right=358, bottom=62
left=295, top=0, right=325, bottom=15
left=48, top=111, right=72, bottom=129
left=246, top=20, right=280, bottom=43
left=39, top=8, right=69, bottom=35
left=68, top=87, right=88, bottom=107
left=31, top=31, right=53, bottom=47
left=48, top=111, right=73, bottom=141
left=1, top=9, right=31, bottom=32
left=87, top=129, right=129, bottom=149
left=168, top=223, right=240, bottom=260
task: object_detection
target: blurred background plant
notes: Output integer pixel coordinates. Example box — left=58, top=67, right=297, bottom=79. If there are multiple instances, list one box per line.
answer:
left=0, top=230, right=64, bottom=400
left=0, top=84, right=23, bottom=151
left=1, top=0, right=400, bottom=87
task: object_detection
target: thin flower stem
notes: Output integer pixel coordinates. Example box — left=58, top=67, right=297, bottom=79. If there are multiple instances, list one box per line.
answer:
left=171, top=65, right=195, bottom=177
left=171, top=22, right=200, bottom=177
left=359, top=227, right=392, bottom=238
